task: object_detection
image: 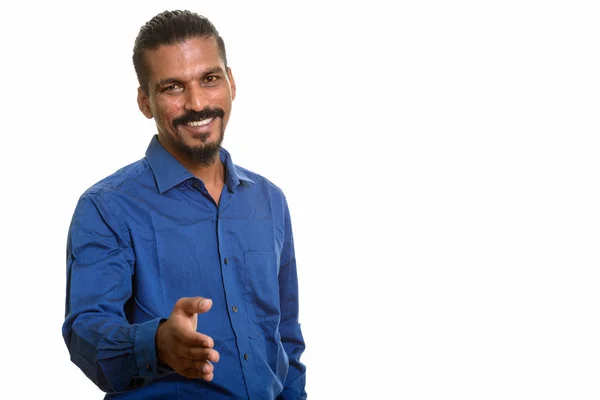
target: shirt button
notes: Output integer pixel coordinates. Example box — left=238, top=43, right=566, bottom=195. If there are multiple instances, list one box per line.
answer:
left=232, top=305, right=238, bottom=312
left=224, top=258, right=229, bottom=264
left=146, top=364, right=152, bottom=371
left=244, top=353, right=249, bottom=360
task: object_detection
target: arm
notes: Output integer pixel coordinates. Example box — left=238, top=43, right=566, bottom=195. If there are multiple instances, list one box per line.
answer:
left=277, top=196, right=307, bottom=400
left=62, top=192, right=170, bottom=393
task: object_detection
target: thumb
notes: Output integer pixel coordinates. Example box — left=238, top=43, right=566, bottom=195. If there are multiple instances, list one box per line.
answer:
left=175, top=297, right=212, bottom=316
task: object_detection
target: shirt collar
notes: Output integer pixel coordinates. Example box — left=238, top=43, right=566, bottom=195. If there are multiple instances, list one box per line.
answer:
left=145, top=135, right=254, bottom=194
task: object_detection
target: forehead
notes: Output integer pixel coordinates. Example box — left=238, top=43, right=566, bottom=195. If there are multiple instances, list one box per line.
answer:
left=143, top=36, right=224, bottom=82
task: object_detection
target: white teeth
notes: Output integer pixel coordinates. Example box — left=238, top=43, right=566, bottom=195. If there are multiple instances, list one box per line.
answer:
left=187, top=118, right=213, bottom=127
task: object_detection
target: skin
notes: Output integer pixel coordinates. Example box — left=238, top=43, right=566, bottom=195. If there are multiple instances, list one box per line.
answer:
left=137, top=36, right=237, bottom=381
left=156, top=298, right=219, bottom=380
left=137, top=36, right=237, bottom=204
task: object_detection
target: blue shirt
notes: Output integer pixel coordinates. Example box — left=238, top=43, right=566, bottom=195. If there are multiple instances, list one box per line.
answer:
left=62, top=135, right=307, bottom=399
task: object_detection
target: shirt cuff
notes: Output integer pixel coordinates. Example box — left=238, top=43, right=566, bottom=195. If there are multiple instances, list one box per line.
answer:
left=134, top=318, right=165, bottom=378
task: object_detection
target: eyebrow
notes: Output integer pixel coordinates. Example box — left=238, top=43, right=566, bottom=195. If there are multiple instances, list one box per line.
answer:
left=155, top=67, right=226, bottom=90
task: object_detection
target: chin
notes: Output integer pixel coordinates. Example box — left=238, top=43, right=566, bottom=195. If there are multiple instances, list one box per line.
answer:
left=188, top=133, right=212, bottom=144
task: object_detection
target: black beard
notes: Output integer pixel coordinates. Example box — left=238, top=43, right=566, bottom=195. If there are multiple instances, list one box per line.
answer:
left=174, top=128, right=224, bottom=166
left=172, top=108, right=226, bottom=166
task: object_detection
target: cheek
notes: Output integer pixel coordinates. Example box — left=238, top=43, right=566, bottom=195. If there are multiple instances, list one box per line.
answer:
left=210, top=89, right=233, bottom=108
left=154, top=101, right=182, bottom=123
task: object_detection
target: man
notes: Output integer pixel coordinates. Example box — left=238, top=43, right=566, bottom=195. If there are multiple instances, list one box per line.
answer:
left=62, top=10, right=307, bottom=399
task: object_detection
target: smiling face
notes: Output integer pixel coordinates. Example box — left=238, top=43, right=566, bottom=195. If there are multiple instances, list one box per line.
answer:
left=137, top=36, right=236, bottom=166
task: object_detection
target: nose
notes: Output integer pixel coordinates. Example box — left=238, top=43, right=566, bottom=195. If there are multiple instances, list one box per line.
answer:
left=184, top=84, right=209, bottom=112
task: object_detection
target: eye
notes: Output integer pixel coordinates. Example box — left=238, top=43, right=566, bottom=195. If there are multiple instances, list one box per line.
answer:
left=203, top=75, right=219, bottom=85
left=162, top=84, right=183, bottom=93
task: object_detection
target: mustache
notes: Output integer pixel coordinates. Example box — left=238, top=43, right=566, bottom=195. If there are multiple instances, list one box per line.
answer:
left=173, top=108, right=225, bottom=127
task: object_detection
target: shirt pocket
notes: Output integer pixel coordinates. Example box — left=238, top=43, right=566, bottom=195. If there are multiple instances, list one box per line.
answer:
left=245, top=251, right=281, bottom=323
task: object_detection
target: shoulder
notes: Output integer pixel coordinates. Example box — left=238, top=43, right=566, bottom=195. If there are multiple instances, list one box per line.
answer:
left=234, top=164, right=287, bottom=199
left=70, top=158, right=152, bottom=234
left=80, top=158, right=151, bottom=202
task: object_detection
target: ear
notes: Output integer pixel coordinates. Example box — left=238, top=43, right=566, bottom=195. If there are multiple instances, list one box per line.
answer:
left=137, top=87, right=153, bottom=119
left=227, top=67, right=236, bottom=101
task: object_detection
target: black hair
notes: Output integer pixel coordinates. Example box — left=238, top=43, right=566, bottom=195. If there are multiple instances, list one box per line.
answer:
left=133, top=10, right=227, bottom=93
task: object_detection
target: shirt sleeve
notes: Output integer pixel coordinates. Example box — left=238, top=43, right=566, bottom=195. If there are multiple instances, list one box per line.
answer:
left=62, top=192, right=171, bottom=393
left=277, top=196, right=308, bottom=400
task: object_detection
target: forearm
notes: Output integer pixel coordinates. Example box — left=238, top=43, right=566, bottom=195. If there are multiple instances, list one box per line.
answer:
left=277, top=321, right=307, bottom=400
left=64, top=314, right=169, bottom=393
left=277, top=196, right=307, bottom=399
left=64, top=192, right=173, bottom=392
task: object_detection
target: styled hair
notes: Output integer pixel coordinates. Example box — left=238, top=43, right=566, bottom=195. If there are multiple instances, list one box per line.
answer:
left=133, top=10, right=228, bottom=93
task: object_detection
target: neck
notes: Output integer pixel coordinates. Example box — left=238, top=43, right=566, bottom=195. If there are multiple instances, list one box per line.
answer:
left=157, top=136, right=226, bottom=187
left=189, top=158, right=225, bottom=187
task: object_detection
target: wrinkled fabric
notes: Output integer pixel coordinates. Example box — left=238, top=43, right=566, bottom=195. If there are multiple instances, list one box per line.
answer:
left=63, top=135, right=307, bottom=399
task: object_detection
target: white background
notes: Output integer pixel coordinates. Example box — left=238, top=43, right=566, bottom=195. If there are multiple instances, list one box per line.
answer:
left=1, top=0, right=600, bottom=399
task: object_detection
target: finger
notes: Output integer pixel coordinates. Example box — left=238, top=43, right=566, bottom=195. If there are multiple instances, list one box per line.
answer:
left=181, top=367, right=214, bottom=381
left=174, top=297, right=212, bottom=317
left=176, top=330, right=215, bottom=348
left=183, top=347, right=220, bottom=363
left=189, top=359, right=214, bottom=374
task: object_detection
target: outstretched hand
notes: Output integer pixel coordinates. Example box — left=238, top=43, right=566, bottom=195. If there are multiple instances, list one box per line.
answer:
left=155, top=297, right=220, bottom=380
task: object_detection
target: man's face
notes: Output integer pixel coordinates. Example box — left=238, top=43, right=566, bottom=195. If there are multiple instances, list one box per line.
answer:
left=137, top=36, right=236, bottom=165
